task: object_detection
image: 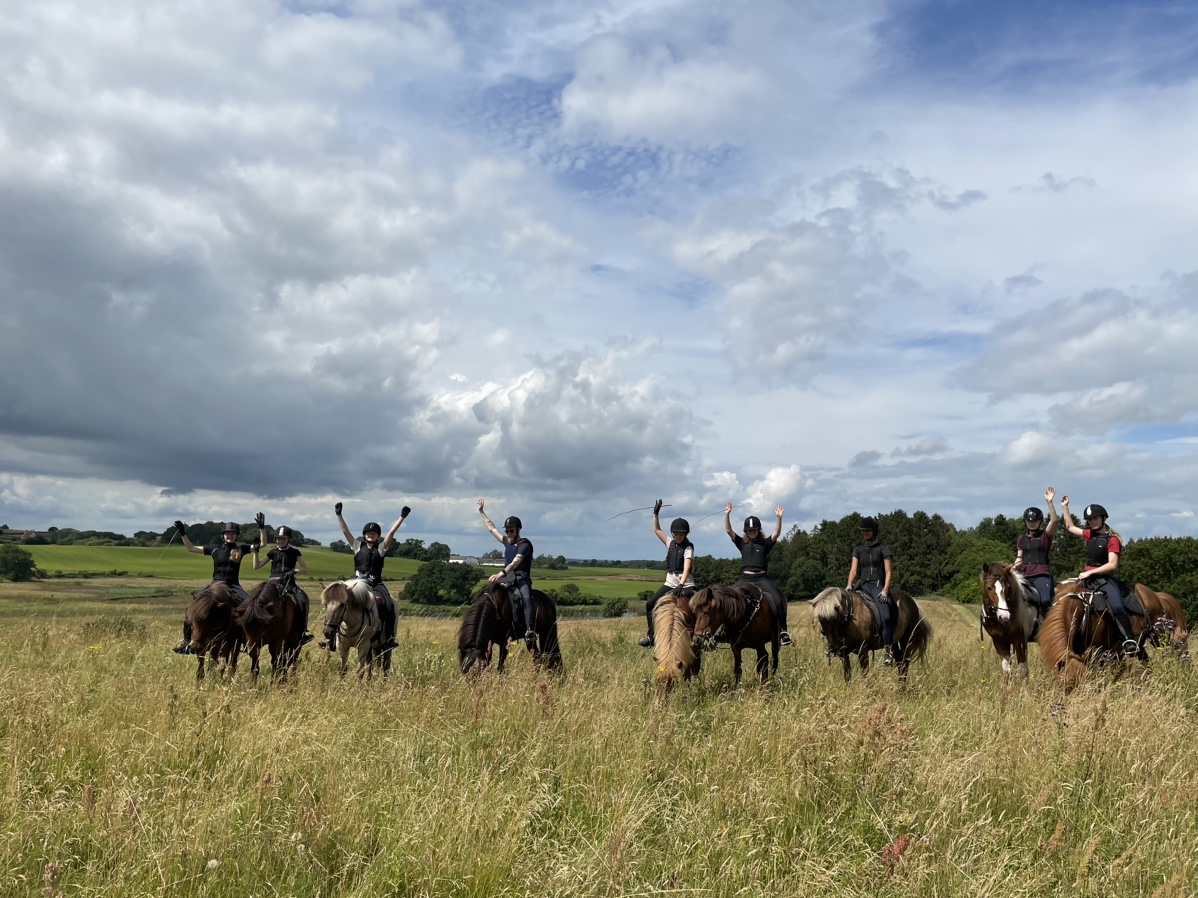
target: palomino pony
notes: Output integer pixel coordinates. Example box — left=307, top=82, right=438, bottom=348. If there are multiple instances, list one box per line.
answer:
left=979, top=562, right=1043, bottom=684
left=186, top=582, right=242, bottom=684
left=458, top=582, right=515, bottom=675
left=652, top=591, right=700, bottom=696
left=235, top=580, right=301, bottom=683
left=1039, top=579, right=1189, bottom=688
left=691, top=584, right=778, bottom=684
left=810, top=587, right=932, bottom=683
left=320, top=580, right=385, bottom=679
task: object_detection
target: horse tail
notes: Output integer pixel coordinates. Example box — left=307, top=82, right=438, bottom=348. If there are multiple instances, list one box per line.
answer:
left=532, top=589, right=564, bottom=672
left=1142, top=587, right=1190, bottom=652
left=902, top=599, right=933, bottom=664
left=458, top=592, right=495, bottom=675
left=1039, top=595, right=1088, bottom=686
left=653, top=596, right=698, bottom=688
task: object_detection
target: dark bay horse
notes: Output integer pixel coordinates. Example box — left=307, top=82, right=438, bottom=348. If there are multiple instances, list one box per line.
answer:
left=652, top=591, right=700, bottom=696
left=186, top=582, right=241, bottom=684
left=1039, top=579, right=1189, bottom=688
left=691, top=584, right=778, bottom=684
left=810, top=587, right=932, bottom=683
left=320, top=580, right=385, bottom=679
left=980, top=562, right=1042, bottom=684
left=527, top=588, right=564, bottom=673
left=458, top=583, right=514, bottom=675
left=235, top=580, right=301, bottom=683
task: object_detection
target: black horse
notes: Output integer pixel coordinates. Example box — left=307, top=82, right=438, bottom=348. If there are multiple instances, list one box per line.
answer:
left=458, top=583, right=515, bottom=674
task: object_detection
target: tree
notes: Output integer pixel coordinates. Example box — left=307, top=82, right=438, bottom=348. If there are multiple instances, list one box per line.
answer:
left=404, top=561, right=484, bottom=605
left=0, top=544, right=39, bottom=582
left=480, top=549, right=503, bottom=561
left=425, top=541, right=452, bottom=562
left=329, top=540, right=352, bottom=554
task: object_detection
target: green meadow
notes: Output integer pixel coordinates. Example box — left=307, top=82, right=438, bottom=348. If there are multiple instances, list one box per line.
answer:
left=0, top=578, right=1195, bottom=897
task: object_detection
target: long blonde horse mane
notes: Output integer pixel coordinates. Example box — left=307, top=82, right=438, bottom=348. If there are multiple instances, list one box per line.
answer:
left=653, top=595, right=697, bottom=688
left=810, top=586, right=848, bottom=621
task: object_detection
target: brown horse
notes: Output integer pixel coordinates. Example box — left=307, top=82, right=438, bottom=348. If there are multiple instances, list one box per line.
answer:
left=527, top=588, right=564, bottom=673
left=235, top=579, right=301, bottom=684
left=1039, top=579, right=1189, bottom=688
left=458, top=583, right=514, bottom=675
left=186, top=582, right=241, bottom=684
left=691, top=584, right=778, bottom=684
left=652, top=591, right=700, bottom=696
left=810, top=587, right=932, bottom=683
left=320, top=580, right=385, bottom=679
left=979, top=562, right=1043, bottom=684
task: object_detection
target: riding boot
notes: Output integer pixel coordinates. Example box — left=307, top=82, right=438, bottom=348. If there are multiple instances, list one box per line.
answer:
left=380, top=603, right=399, bottom=653
left=173, top=620, right=193, bottom=654
left=881, top=604, right=896, bottom=665
left=773, top=595, right=793, bottom=646
left=1114, top=611, right=1138, bottom=656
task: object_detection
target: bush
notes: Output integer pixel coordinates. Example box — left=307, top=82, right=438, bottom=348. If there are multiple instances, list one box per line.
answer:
left=944, top=536, right=1013, bottom=604
left=0, top=544, right=39, bottom=581
left=601, top=596, right=629, bottom=618
left=405, top=561, right=484, bottom=605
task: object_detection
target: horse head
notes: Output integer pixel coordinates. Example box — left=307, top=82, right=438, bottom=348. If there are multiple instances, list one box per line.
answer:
left=810, top=586, right=852, bottom=651
left=980, top=562, right=1015, bottom=623
left=320, top=581, right=350, bottom=644
left=688, top=587, right=722, bottom=652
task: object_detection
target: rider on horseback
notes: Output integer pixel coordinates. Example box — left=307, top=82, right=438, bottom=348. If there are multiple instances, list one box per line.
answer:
left=724, top=502, right=792, bottom=646
left=332, top=502, right=409, bottom=654
left=172, top=520, right=252, bottom=654
left=1061, top=497, right=1138, bottom=657
left=846, top=516, right=897, bottom=665
left=250, top=513, right=314, bottom=647
left=478, top=499, right=538, bottom=650
left=1013, top=487, right=1059, bottom=615
left=639, top=502, right=695, bottom=648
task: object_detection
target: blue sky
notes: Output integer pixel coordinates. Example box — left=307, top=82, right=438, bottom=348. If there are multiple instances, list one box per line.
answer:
left=1, top=0, right=1197, bottom=560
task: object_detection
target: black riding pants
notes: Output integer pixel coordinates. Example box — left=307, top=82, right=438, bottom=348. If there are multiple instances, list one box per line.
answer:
left=736, top=574, right=788, bottom=630
left=373, top=582, right=398, bottom=643
left=645, top=584, right=694, bottom=640
left=1026, top=574, right=1054, bottom=613
left=510, top=575, right=534, bottom=636
left=859, top=580, right=894, bottom=645
left=1093, top=577, right=1134, bottom=640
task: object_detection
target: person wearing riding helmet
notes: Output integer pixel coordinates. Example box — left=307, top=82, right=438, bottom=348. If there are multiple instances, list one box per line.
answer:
left=478, top=498, right=537, bottom=650
left=172, top=520, right=252, bottom=654
left=639, top=500, right=695, bottom=648
left=846, top=516, right=898, bottom=664
left=1060, top=496, right=1138, bottom=656
left=249, top=513, right=314, bottom=646
left=1012, top=487, right=1059, bottom=615
left=724, top=502, right=792, bottom=646
left=332, top=501, right=410, bottom=654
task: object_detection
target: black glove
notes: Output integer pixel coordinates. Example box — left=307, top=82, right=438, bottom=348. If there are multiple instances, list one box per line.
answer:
left=174, top=520, right=186, bottom=536
left=401, top=506, right=411, bottom=518
left=335, top=502, right=343, bottom=516
left=653, top=499, right=663, bottom=515
left=251, top=541, right=261, bottom=553
left=255, top=512, right=266, bottom=528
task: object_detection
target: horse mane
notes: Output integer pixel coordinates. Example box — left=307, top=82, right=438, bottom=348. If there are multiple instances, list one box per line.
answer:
left=810, top=586, right=848, bottom=621
left=234, top=580, right=282, bottom=630
left=187, top=582, right=235, bottom=622
left=653, top=594, right=697, bottom=685
left=1037, top=595, right=1088, bottom=685
left=459, top=586, right=500, bottom=657
left=322, top=580, right=373, bottom=612
left=690, top=584, right=747, bottom=619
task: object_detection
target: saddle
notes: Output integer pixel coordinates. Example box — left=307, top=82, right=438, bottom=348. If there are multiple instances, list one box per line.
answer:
left=1087, top=577, right=1145, bottom=616
left=851, top=591, right=884, bottom=642
left=718, top=588, right=762, bottom=644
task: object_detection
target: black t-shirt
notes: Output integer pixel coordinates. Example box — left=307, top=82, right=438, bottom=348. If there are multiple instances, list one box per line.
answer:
left=853, top=542, right=892, bottom=584
left=267, top=545, right=303, bottom=579
left=732, top=534, right=776, bottom=574
left=204, top=542, right=251, bottom=585
left=504, top=537, right=534, bottom=579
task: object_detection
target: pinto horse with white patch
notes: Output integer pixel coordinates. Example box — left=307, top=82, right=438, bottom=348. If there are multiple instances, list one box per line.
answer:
left=979, top=561, right=1042, bottom=684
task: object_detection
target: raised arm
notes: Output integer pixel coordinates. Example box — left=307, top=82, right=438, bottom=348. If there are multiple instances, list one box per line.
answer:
left=251, top=512, right=268, bottom=568
left=1044, top=487, right=1059, bottom=537
left=1059, top=496, right=1084, bottom=538
left=252, top=543, right=268, bottom=569
left=381, top=507, right=410, bottom=553
left=478, top=498, right=504, bottom=544
left=724, top=502, right=736, bottom=541
left=175, top=521, right=205, bottom=555
left=772, top=505, right=784, bottom=541
left=652, top=499, right=668, bottom=547
left=334, top=502, right=355, bottom=544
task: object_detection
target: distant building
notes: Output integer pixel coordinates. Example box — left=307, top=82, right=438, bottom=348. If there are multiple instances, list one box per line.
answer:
left=448, top=555, right=480, bottom=566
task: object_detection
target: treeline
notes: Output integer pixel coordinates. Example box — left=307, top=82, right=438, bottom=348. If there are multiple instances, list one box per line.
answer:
left=4, top=522, right=316, bottom=548
left=329, top=537, right=451, bottom=562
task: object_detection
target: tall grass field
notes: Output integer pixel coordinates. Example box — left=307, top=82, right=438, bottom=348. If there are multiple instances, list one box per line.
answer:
left=0, top=580, right=1195, bottom=897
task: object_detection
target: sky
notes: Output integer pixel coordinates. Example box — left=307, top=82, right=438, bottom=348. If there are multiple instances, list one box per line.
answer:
left=2, top=0, right=1198, bottom=561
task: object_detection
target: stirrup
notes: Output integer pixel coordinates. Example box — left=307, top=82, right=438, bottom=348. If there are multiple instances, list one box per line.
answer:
left=779, top=631, right=793, bottom=646
left=172, top=641, right=191, bottom=655
left=638, top=634, right=653, bottom=648
left=1122, top=639, right=1139, bottom=657
left=298, top=632, right=315, bottom=646
left=524, top=630, right=537, bottom=649
left=882, top=649, right=896, bottom=666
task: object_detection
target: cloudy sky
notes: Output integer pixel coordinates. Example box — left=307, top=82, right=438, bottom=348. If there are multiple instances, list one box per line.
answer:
left=2, top=0, right=1197, bottom=560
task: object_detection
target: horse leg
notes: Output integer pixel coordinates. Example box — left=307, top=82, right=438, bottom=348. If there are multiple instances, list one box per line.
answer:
left=497, top=641, right=509, bottom=674
left=756, top=647, right=769, bottom=683
left=732, top=646, right=743, bottom=684
left=227, top=642, right=240, bottom=679
left=339, top=644, right=350, bottom=678
left=859, top=648, right=871, bottom=676
left=996, top=639, right=1012, bottom=686
left=248, top=643, right=261, bottom=682
left=771, top=635, right=780, bottom=676
left=1015, top=639, right=1029, bottom=681
left=840, top=650, right=852, bottom=682
left=195, top=647, right=205, bottom=684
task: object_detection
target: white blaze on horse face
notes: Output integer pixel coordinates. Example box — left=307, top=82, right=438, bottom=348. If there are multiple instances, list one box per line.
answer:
left=995, top=581, right=1010, bottom=622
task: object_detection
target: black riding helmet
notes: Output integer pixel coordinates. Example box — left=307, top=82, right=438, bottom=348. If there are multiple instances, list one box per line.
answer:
left=1023, top=507, right=1044, bottom=524
left=503, top=515, right=522, bottom=531
left=222, top=521, right=241, bottom=535
left=362, top=521, right=382, bottom=536
left=859, top=516, right=879, bottom=534
left=743, top=515, right=762, bottom=531
left=1083, top=504, right=1108, bottom=521
left=670, top=518, right=690, bottom=535
left=275, top=525, right=293, bottom=540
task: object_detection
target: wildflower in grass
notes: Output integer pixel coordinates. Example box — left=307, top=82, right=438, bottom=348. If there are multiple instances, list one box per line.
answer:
left=881, top=833, right=914, bottom=879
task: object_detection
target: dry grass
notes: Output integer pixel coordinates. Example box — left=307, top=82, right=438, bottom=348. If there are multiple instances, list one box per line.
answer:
left=0, top=592, right=1195, bottom=896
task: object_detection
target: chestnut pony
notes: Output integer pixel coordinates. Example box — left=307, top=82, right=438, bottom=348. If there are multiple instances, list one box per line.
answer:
left=979, top=562, right=1043, bottom=684
left=652, top=591, right=700, bottom=696
left=1039, top=579, right=1189, bottom=689
left=690, top=584, right=778, bottom=684
left=185, top=582, right=242, bottom=684
left=810, top=586, right=932, bottom=684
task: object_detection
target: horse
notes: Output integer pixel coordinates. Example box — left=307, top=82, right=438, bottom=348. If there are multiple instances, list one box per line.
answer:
left=235, top=579, right=301, bottom=683
left=458, top=582, right=515, bottom=675
left=185, top=582, right=242, bottom=684
left=1039, top=579, right=1189, bottom=688
left=691, top=583, right=778, bottom=684
left=320, top=580, right=386, bottom=679
left=979, top=562, right=1043, bottom=684
left=810, top=587, right=932, bottom=684
left=527, top=588, right=564, bottom=673
left=652, top=591, right=700, bottom=696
